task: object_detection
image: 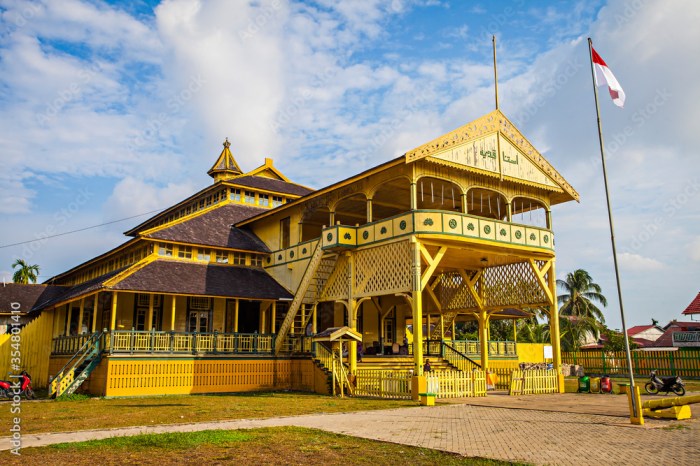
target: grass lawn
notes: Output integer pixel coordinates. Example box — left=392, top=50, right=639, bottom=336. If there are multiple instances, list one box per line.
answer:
left=0, top=391, right=416, bottom=435
left=0, top=426, right=521, bottom=465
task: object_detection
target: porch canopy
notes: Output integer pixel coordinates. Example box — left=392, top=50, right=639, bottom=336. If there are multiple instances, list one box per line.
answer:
left=312, top=326, right=362, bottom=343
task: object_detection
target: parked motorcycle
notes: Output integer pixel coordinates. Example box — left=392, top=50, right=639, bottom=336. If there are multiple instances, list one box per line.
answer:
left=644, top=370, right=685, bottom=396
left=0, top=371, right=35, bottom=400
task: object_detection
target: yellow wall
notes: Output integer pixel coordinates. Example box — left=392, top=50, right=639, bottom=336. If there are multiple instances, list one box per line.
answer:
left=0, top=310, right=54, bottom=388
left=517, top=343, right=551, bottom=363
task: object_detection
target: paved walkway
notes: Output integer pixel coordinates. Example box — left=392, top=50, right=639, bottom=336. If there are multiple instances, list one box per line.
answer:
left=3, top=392, right=699, bottom=465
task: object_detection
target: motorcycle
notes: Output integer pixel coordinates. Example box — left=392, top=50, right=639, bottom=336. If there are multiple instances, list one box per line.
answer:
left=644, top=370, right=685, bottom=396
left=0, top=371, right=35, bottom=400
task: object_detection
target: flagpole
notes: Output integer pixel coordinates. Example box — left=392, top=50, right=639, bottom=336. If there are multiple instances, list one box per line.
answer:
left=493, top=35, right=499, bottom=109
left=587, top=38, right=638, bottom=420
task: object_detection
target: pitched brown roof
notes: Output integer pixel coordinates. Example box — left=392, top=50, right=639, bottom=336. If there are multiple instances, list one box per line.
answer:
left=0, top=284, right=67, bottom=314
left=33, top=268, right=127, bottom=311
left=112, top=260, right=292, bottom=300
left=144, top=204, right=270, bottom=251
left=231, top=175, right=313, bottom=197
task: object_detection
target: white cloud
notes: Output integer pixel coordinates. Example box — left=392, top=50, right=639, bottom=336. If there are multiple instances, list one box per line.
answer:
left=618, top=252, right=664, bottom=272
left=103, top=177, right=197, bottom=220
left=690, top=237, right=700, bottom=262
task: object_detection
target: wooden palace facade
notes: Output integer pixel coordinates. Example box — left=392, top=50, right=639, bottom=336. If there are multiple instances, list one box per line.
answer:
left=2, top=109, right=578, bottom=398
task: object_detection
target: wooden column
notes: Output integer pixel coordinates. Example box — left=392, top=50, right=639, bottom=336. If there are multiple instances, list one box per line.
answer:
left=462, top=193, right=468, bottom=214
left=312, top=303, right=317, bottom=333
left=77, top=298, right=85, bottom=334
left=546, top=209, right=553, bottom=229
left=65, top=303, right=73, bottom=335
left=234, top=299, right=239, bottom=332
left=347, top=252, right=357, bottom=374
left=91, top=296, right=97, bottom=333
left=506, top=202, right=512, bottom=222
left=411, top=237, right=424, bottom=374
left=271, top=301, right=277, bottom=333
left=366, top=198, right=373, bottom=223
left=147, top=294, right=154, bottom=331
left=478, top=309, right=489, bottom=371
left=170, top=296, right=177, bottom=331
left=410, top=182, right=417, bottom=210
left=260, top=305, right=266, bottom=334
left=110, top=291, right=118, bottom=331
left=548, top=259, right=564, bottom=393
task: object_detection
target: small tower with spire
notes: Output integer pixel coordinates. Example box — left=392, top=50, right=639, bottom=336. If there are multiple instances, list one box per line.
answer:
left=208, top=138, right=243, bottom=183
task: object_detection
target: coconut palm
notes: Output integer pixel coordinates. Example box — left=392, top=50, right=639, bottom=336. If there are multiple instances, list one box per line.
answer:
left=557, top=269, right=607, bottom=323
left=557, top=269, right=607, bottom=350
left=12, top=259, right=40, bottom=284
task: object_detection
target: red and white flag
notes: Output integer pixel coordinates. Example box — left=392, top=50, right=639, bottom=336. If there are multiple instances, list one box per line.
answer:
left=591, top=46, right=625, bottom=108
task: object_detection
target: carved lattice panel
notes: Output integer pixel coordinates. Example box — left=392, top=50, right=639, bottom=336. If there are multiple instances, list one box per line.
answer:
left=353, top=240, right=412, bottom=297
left=320, top=254, right=349, bottom=301
left=483, top=261, right=547, bottom=307
left=438, top=272, right=478, bottom=311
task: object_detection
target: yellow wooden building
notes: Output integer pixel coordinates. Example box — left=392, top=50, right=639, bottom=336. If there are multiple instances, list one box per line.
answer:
left=1, top=109, right=577, bottom=398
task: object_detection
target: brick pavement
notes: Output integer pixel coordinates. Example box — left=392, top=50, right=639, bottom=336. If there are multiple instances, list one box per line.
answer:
left=3, top=393, right=699, bottom=465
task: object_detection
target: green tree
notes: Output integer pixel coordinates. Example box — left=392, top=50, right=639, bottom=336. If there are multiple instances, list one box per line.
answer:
left=556, top=269, right=608, bottom=351
left=12, top=259, right=40, bottom=284
left=601, top=327, right=639, bottom=352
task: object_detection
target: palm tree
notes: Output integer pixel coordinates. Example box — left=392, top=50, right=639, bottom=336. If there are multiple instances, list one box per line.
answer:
left=12, top=259, right=40, bottom=284
left=557, top=269, right=608, bottom=350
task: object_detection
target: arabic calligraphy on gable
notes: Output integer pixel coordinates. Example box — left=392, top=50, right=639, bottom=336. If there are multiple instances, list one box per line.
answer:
left=431, top=133, right=500, bottom=174
left=500, top=137, right=558, bottom=188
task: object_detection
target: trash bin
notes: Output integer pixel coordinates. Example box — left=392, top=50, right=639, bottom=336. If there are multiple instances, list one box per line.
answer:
left=590, top=377, right=601, bottom=393
left=578, top=375, right=590, bottom=393
left=600, top=375, right=613, bottom=394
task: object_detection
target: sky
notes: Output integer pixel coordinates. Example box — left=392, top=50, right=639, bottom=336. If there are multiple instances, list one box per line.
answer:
left=1, top=0, right=698, bottom=330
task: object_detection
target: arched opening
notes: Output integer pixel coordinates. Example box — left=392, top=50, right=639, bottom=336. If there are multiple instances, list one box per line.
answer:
left=466, top=187, right=507, bottom=220
left=299, top=205, right=331, bottom=242
left=512, top=197, right=548, bottom=228
left=371, top=177, right=411, bottom=221
left=334, top=193, right=368, bottom=226
left=416, top=177, right=462, bottom=212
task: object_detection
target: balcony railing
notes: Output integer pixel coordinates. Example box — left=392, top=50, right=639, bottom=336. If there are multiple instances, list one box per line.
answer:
left=322, top=209, right=553, bottom=252
left=52, top=331, right=315, bottom=356
left=408, top=339, right=517, bottom=359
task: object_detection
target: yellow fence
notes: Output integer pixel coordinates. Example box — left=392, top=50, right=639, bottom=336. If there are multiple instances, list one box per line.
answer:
left=509, top=369, right=559, bottom=395
left=427, top=370, right=487, bottom=398
left=0, top=310, right=54, bottom=388
left=563, top=349, right=700, bottom=378
left=354, top=370, right=412, bottom=399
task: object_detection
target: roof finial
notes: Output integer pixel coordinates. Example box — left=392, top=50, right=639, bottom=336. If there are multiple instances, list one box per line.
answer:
left=223, top=137, right=231, bottom=149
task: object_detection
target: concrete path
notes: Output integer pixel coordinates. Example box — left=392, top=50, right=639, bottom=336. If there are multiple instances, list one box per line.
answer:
left=3, top=393, right=699, bottom=465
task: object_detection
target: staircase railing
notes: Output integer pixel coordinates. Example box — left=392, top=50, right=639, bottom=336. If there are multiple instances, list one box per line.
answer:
left=442, top=341, right=482, bottom=372
left=49, top=331, right=103, bottom=398
left=275, top=242, right=325, bottom=354
left=314, top=343, right=353, bottom=396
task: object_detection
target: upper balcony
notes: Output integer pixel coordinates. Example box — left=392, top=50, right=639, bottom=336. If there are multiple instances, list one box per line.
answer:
left=321, top=209, right=553, bottom=253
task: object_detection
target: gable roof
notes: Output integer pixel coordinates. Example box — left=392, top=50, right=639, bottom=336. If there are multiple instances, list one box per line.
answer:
left=143, top=204, right=270, bottom=251
left=0, top=284, right=67, bottom=314
left=682, top=292, right=700, bottom=315
left=627, top=325, right=663, bottom=336
left=405, top=109, right=579, bottom=205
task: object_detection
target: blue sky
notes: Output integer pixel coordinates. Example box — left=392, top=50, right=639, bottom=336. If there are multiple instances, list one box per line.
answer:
left=1, top=0, right=699, bottom=329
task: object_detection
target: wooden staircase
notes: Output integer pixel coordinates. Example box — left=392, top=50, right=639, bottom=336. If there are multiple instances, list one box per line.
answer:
left=275, top=244, right=337, bottom=354
left=49, top=332, right=103, bottom=398
left=429, top=311, right=459, bottom=339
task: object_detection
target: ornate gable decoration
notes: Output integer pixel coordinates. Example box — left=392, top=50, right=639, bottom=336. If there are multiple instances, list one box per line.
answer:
left=405, top=110, right=579, bottom=201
